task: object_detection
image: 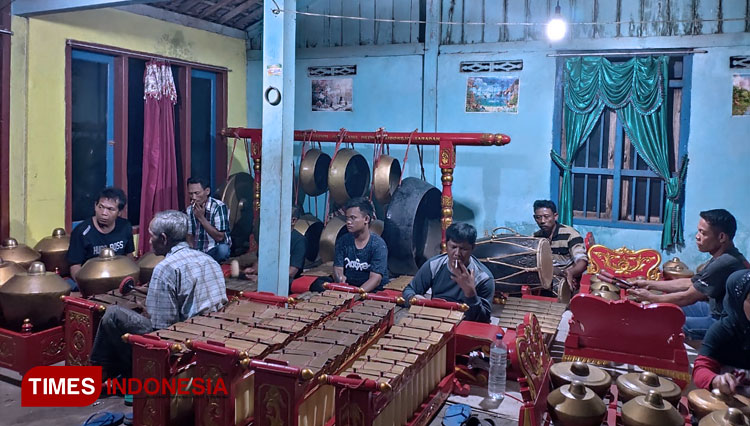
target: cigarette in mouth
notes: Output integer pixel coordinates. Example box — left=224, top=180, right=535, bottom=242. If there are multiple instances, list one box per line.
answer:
left=454, top=259, right=459, bottom=268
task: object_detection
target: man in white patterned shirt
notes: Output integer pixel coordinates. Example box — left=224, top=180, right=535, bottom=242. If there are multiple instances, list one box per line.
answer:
left=90, top=210, right=227, bottom=378
left=186, top=176, right=232, bottom=263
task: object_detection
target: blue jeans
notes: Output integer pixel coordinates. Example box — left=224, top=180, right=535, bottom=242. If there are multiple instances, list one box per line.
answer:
left=206, top=243, right=231, bottom=263
left=682, top=301, right=717, bottom=340
left=90, top=305, right=153, bottom=378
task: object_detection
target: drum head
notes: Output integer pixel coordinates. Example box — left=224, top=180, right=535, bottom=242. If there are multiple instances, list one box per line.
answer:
left=536, top=238, right=553, bottom=288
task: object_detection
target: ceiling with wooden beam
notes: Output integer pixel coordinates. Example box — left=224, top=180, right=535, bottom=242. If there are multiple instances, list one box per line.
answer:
left=151, top=0, right=262, bottom=30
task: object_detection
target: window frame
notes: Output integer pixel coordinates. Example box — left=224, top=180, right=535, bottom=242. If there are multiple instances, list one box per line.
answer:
left=64, top=41, right=229, bottom=233
left=550, top=54, right=692, bottom=231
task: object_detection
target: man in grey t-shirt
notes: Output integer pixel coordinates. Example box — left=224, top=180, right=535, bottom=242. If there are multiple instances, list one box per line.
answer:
left=629, top=209, right=749, bottom=340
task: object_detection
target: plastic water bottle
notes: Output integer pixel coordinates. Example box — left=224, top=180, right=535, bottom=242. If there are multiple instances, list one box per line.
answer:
left=488, top=332, right=507, bottom=400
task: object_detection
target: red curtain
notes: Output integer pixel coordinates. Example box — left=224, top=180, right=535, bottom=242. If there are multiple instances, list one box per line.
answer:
left=138, top=61, right=179, bottom=254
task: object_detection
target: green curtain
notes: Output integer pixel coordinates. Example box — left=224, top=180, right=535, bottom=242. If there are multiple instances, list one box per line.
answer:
left=552, top=56, right=687, bottom=250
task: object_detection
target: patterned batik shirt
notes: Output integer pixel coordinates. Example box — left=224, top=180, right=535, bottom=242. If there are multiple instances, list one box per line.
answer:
left=145, top=242, right=228, bottom=330
left=186, top=196, right=231, bottom=253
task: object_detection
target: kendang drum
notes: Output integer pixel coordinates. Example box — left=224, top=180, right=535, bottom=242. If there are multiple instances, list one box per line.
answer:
left=473, top=228, right=553, bottom=295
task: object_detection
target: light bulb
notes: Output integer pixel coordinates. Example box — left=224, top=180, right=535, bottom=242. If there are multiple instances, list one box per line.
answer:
left=547, top=16, right=567, bottom=41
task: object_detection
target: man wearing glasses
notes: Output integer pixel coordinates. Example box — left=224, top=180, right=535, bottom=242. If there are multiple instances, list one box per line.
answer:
left=532, top=199, right=588, bottom=301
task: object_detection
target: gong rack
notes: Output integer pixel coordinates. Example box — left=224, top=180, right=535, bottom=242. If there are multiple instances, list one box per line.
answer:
left=221, top=127, right=510, bottom=252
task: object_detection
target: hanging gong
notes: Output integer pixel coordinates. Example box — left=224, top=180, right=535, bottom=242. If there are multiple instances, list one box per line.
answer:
left=215, top=172, right=255, bottom=255
left=373, top=155, right=401, bottom=205
left=370, top=219, right=384, bottom=236
left=318, top=216, right=348, bottom=263
left=34, top=228, right=71, bottom=277
left=299, top=149, right=331, bottom=196
left=293, top=214, right=324, bottom=262
left=328, top=148, right=370, bottom=206
left=383, top=177, right=442, bottom=275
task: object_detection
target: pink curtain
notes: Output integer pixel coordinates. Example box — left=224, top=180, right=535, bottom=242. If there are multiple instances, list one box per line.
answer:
left=138, top=61, right=179, bottom=254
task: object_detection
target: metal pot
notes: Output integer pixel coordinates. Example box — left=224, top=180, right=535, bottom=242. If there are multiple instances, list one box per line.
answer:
left=76, top=248, right=140, bottom=297
left=621, top=390, right=684, bottom=426
left=34, top=228, right=71, bottom=277
left=328, top=148, right=370, bottom=206
left=382, top=177, right=442, bottom=275
left=299, top=149, right=331, bottom=196
left=0, top=258, right=25, bottom=288
left=294, top=214, right=325, bottom=262
left=372, top=155, right=401, bottom=205
left=663, top=257, right=694, bottom=280
left=591, top=289, right=621, bottom=300
left=590, top=281, right=620, bottom=293
left=0, top=261, right=71, bottom=328
left=546, top=381, right=607, bottom=426
left=688, top=389, right=750, bottom=420
left=0, top=238, right=41, bottom=269
left=549, top=361, right=612, bottom=397
left=319, top=216, right=348, bottom=263
left=699, top=408, right=750, bottom=426
left=617, top=371, right=682, bottom=407
left=137, top=252, right=164, bottom=284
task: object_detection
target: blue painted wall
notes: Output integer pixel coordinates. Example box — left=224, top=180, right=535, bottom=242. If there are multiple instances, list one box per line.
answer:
left=247, top=1, right=750, bottom=272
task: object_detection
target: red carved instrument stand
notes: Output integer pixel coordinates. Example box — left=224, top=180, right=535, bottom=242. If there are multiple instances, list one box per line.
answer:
left=0, top=322, right=65, bottom=375
left=222, top=128, right=510, bottom=252
left=61, top=296, right=106, bottom=366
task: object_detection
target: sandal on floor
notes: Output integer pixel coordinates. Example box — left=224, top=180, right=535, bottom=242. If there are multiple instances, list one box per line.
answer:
left=443, top=404, right=472, bottom=426
left=82, top=411, right=124, bottom=426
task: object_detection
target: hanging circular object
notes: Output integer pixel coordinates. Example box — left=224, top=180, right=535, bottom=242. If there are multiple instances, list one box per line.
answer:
left=137, top=252, right=164, bottom=284
left=328, top=148, right=370, bottom=206
left=546, top=381, right=607, bottom=426
left=0, top=238, right=41, bottom=269
left=549, top=362, right=612, bottom=397
left=299, top=149, right=331, bottom=196
left=699, top=408, right=750, bottom=426
left=215, top=172, right=255, bottom=255
left=75, top=248, right=140, bottom=297
left=621, top=390, right=684, bottom=426
left=373, top=155, right=401, bottom=205
left=383, top=177, right=442, bottom=275
left=0, top=261, right=71, bottom=328
left=318, top=216, right=348, bottom=263
left=370, top=219, right=384, bottom=237
left=34, top=228, right=71, bottom=277
left=616, top=371, right=682, bottom=407
left=293, top=214, right=324, bottom=262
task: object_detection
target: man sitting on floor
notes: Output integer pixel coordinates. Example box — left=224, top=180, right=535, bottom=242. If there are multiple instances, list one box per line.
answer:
left=90, top=210, right=227, bottom=378
left=403, top=222, right=495, bottom=323
left=186, top=176, right=232, bottom=263
left=629, top=208, right=749, bottom=341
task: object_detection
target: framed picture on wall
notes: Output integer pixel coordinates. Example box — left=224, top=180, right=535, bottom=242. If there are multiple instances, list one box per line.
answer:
left=312, top=78, right=353, bottom=112
left=466, top=76, right=519, bottom=113
left=732, top=74, right=750, bottom=116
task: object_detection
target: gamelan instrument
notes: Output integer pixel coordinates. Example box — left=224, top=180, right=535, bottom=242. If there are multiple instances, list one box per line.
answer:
left=621, top=390, right=684, bottom=426
left=549, top=362, right=612, bottom=398
left=34, top=228, right=71, bottom=277
left=616, top=371, right=682, bottom=406
left=215, top=171, right=255, bottom=255
left=662, top=257, right=694, bottom=280
left=546, top=380, right=607, bottom=426
left=0, top=261, right=71, bottom=329
left=383, top=177, right=442, bottom=275
left=136, top=252, right=164, bottom=284
left=473, top=228, right=553, bottom=295
left=328, top=148, right=370, bottom=206
left=688, top=389, right=750, bottom=420
left=299, top=148, right=331, bottom=196
left=319, top=216, right=347, bottom=263
left=294, top=214, right=324, bottom=262
left=494, top=296, right=565, bottom=335
left=699, top=408, right=750, bottom=426
left=0, top=237, right=41, bottom=269
left=75, top=248, right=140, bottom=297
left=0, top=257, right=24, bottom=287
left=323, top=299, right=465, bottom=426
left=373, top=155, right=401, bottom=205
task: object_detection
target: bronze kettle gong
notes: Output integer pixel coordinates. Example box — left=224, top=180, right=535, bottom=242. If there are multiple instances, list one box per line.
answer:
left=299, top=149, right=331, bottom=196
left=328, top=148, right=371, bottom=206
left=137, top=252, right=164, bottom=284
left=76, top=248, right=140, bottom=297
left=318, top=216, right=348, bottom=263
left=688, top=389, right=750, bottom=420
left=0, top=261, right=71, bottom=328
left=0, top=238, right=41, bottom=269
left=372, top=155, right=401, bottom=205
left=621, top=390, right=684, bottom=426
left=546, top=380, right=607, bottom=426
left=663, top=257, right=694, bottom=280
left=699, top=408, right=750, bottom=426
left=549, top=361, right=612, bottom=397
left=0, top=257, right=24, bottom=288
left=34, top=228, right=71, bottom=277
left=616, top=371, right=683, bottom=406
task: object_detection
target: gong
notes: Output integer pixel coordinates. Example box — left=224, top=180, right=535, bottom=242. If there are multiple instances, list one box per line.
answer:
left=294, top=214, right=324, bottom=262
left=373, top=155, right=401, bottom=205
left=383, top=177, right=442, bottom=275
left=328, top=149, right=370, bottom=206
left=215, top=172, right=255, bottom=255
left=299, top=149, right=331, bottom=196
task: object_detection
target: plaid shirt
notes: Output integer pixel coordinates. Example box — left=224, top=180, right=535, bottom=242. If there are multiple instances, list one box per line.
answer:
left=145, top=242, right=228, bottom=330
left=186, top=196, right=231, bottom=253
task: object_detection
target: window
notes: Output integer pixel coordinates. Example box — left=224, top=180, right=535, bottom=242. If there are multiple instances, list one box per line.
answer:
left=552, top=56, right=691, bottom=229
left=66, top=42, right=227, bottom=231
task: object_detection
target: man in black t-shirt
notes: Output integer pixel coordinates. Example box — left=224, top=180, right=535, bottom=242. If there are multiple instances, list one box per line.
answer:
left=333, top=197, right=389, bottom=292
left=67, top=187, right=135, bottom=284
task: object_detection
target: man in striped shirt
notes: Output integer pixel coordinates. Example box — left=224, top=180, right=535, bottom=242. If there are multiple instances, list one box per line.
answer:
left=532, top=200, right=588, bottom=301
left=186, top=176, right=231, bottom=263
